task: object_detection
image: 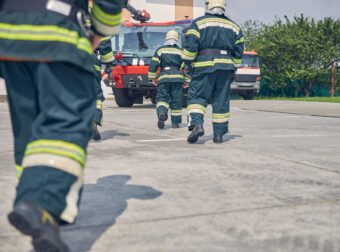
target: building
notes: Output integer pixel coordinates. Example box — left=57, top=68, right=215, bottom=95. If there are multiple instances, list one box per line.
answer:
left=122, top=0, right=205, bottom=22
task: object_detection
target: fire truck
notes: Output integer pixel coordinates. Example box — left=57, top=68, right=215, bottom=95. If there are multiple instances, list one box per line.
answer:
left=231, top=51, right=261, bottom=100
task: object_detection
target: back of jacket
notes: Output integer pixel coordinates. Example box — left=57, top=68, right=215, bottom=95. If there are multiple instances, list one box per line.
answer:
left=0, top=0, right=122, bottom=73
left=183, top=13, right=244, bottom=74
left=148, top=45, right=184, bottom=84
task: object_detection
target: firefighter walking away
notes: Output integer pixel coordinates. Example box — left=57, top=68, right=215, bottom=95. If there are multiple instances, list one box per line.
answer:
left=149, top=30, right=185, bottom=129
left=0, top=0, right=123, bottom=251
left=183, top=0, right=244, bottom=143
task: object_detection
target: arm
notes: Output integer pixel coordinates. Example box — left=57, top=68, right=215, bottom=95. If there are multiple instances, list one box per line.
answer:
left=183, top=21, right=200, bottom=74
left=148, top=50, right=160, bottom=80
left=231, top=28, right=245, bottom=68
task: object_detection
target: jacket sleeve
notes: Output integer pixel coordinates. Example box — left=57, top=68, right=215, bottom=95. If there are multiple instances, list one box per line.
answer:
left=148, top=49, right=160, bottom=80
left=91, top=0, right=123, bottom=36
left=231, top=27, right=245, bottom=68
left=183, top=21, right=200, bottom=64
left=97, top=37, right=115, bottom=63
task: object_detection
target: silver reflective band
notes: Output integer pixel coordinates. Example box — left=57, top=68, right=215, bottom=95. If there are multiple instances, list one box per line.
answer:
left=164, top=67, right=170, bottom=70
left=47, top=0, right=72, bottom=16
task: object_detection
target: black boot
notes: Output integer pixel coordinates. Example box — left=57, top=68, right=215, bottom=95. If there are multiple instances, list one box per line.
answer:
left=213, top=134, right=224, bottom=144
left=8, top=202, right=69, bottom=252
left=172, top=124, right=180, bottom=129
left=158, top=113, right=168, bottom=130
left=188, top=124, right=195, bottom=132
left=187, top=124, right=204, bottom=143
left=92, top=122, right=101, bottom=141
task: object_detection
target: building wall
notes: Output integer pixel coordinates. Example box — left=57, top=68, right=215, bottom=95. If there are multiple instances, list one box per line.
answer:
left=126, top=0, right=204, bottom=22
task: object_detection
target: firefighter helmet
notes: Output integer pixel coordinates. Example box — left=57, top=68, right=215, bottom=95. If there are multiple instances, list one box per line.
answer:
left=205, top=0, right=226, bottom=10
left=166, top=30, right=179, bottom=41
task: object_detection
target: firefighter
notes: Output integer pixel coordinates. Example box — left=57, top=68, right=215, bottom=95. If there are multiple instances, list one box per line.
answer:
left=183, top=0, right=244, bottom=144
left=92, top=38, right=115, bottom=141
left=0, top=0, right=122, bottom=251
left=149, top=30, right=185, bottom=129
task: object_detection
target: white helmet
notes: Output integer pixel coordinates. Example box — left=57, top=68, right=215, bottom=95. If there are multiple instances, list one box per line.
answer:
left=205, top=0, right=226, bottom=11
left=166, top=30, right=179, bottom=41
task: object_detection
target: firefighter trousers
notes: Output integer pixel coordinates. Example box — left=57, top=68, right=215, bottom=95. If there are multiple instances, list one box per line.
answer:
left=156, top=82, right=183, bottom=125
left=187, top=69, right=233, bottom=135
left=94, top=74, right=105, bottom=126
left=0, top=61, right=96, bottom=224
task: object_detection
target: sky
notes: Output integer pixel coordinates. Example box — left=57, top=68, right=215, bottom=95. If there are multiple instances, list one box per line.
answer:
left=228, top=0, right=340, bottom=24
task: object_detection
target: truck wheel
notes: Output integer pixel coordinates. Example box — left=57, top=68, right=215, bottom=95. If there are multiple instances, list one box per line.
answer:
left=242, top=91, right=255, bottom=100
left=114, top=88, right=135, bottom=107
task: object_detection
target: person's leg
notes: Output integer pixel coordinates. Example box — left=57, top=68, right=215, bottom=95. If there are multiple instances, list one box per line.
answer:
left=211, top=70, right=233, bottom=143
left=0, top=61, right=39, bottom=178
left=15, top=61, right=96, bottom=223
left=156, top=82, right=171, bottom=129
left=170, top=82, right=183, bottom=127
left=92, top=75, right=104, bottom=141
left=187, top=72, right=214, bottom=143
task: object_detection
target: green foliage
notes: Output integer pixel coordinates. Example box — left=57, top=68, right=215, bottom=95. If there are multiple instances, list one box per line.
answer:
left=243, top=15, right=340, bottom=96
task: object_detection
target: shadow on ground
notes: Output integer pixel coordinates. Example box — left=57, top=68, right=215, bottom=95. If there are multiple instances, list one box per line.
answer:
left=61, top=175, right=162, bottom=252
left=197, top=134, right=243, bottom=144
left=100, top=130, right=129, bottom=141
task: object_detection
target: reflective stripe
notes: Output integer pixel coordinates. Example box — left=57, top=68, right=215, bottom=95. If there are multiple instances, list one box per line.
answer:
left=158, top=74, right=184, bottom=81
left=94, top=65, right=102, bottom=72
left=193, top=58, right=234, bottom=68
left=16, top=165, right=23, bottom=179
left=60, top=176, right=83, bottom=223
left=152, top=57, right=160, bottom=63
left=183, top=49, right=197, bottom=60
left=188, top=104, right=206, bottom=115
left=22, top=154, right=83, bottom=178
left=91, top=17, right=120, bottom=36
left=186, top=29, right=200, bottom=38
left=25, top=140, right=86, bottom=167
left=157, top=101, right=170, bottom=109
left=212, top=113, right=230, bottom=123
left=236, top=37, right=245, bottom=44
left=96, top=100, right=103, bottom=110
left=196, top=18, right=240, bottom=34
left=233, top=58, right=242, bottom=64
left=171, top=110, right=182, bottom=116
left=92, top=3, right=122, bottom=27
left=157, top=48, right=182, bottom=56
left=0, top=23, right=92, bottom=54
left=148, top=71, right=158, bottom=79
left=101, top=51, right=115, bottom=63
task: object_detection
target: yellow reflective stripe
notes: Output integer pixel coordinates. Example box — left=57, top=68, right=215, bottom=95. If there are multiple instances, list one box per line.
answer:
left=157, top=101, right=170, bottom=109
left=171, top=110, right=182, bottom=116
left=186, top=29, right=200, bottom=38
left=96, top=100, right=103, bottom=110
left=16, top=165, right=23, bottom=179
left=92, top=4, right=122, bottom=27
left=157, top=47, right=183, bottom=56
left=152, top=57, right=160, bottom=63
left=193, top=58, right=234, bottom=68
left=212, top=113, right=230, bottom=123
left=236, top=37, right=245, bottom=44
left=233, top=58, right=242, bottom=64
left=94, top=65, right=102, bottom=72
left=196, top=18, right=240, bottom=32
left=0, top=23, right=92, bottom=54
left=158, top=74, right=184, bottom=81
left=100, top=37, right=111, bottom=42
left=26, top=140, right=86, bottom=167
left=101, top=51, right=114, bottom=62
left=181, top=62, right=185, bottom=69
left=212, top=113, right=230, bottom=119
left=148, top=71, right=158, bottom=79
left=188, top=104, right=207, bottom=114
left=23, top=154, right=83, bottom=178
left=183, top=49, right=197, bottom=60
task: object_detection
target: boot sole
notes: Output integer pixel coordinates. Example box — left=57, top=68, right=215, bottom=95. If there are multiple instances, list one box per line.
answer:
left=8, top=210, right=68, bottom=252
left=187, top=131, right=204, bottom=144
left=158, top=120, right=165, bottom=129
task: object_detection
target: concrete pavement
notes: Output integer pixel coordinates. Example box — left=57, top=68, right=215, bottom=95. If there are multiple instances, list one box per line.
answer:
left=0, top=100, right=340, bottom=252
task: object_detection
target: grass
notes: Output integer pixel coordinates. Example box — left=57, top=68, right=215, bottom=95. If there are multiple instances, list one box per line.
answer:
left=255, top=96, right=340, bottom=103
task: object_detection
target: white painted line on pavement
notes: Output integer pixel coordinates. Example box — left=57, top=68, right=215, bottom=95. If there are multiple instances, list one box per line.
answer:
left=137, top=138, right=186, bottom=143
left=272, top=134, right=340, bottom=138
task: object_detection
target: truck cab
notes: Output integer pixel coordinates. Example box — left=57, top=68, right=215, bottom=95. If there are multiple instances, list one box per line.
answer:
left=231, top=51, right=261, bottom=100
left=109, top=20, right=190, bottom=107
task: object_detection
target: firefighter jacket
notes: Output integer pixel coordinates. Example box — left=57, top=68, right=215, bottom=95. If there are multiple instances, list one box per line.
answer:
left=183, top=13, right=244, bottom=74
left=0, top=0, right=122, bottom=73
left=148, top=45, right=185, bottom=84
left=97, top=37, right=115, bottom=64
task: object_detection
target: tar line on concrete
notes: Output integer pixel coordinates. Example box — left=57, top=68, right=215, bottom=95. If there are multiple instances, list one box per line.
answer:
left=1, top=100, right=340, bottom=252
